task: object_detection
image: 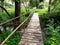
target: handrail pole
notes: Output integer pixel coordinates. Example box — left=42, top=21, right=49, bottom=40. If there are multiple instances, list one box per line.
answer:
left=0, top=16, right=20, bottom=25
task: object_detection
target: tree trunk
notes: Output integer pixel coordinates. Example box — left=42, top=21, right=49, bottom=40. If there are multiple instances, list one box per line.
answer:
left=15, top=0, right=20, bottom=17
left=36, top=0, right=39, bottom=8
left=48, top=0, right=51, bottom=14
left=39, top=0, right=43, bottom=2
left=14, top=0, right=21, bottom=29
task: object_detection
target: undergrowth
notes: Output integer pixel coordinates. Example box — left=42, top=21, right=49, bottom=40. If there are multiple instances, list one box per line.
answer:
left=0, top=30, right=22, bottom=45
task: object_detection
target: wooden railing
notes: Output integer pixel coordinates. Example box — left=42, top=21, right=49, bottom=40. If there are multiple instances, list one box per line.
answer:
left=0, top=11, right=34, bottom=45
left=0, top=16, right=20, bottom=25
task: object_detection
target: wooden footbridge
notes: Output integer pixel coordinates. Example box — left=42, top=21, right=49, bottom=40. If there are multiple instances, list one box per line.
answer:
left=0, top=12, right=44, bottom=45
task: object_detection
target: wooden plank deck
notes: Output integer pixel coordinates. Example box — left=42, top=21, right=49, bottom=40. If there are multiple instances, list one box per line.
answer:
left=19, top=13, right=44, bottom=45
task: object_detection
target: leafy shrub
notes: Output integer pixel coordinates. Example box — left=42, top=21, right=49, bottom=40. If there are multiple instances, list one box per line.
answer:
left=7, top=9, right=15, bottom=18
left=0, top=30, right=21, bottom=45
left=44, top=19, right=60, bottom=45
left=0, top=12, right=9, bottom=23
left=36, top=7, right=60, bottom=45
left=35, top=9, right=47, bottom=15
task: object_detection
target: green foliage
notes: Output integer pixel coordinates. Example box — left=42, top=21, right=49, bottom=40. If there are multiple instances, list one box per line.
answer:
left=0, top=30, right=21, bottom=45
left=44, top=19, right=60, bottom=45
left=39, top=2, right=44, bottom=9
left=0, top=9, right=15, bottom=23
left=0, top=11, right=9, bottom=23
left=21, top=8, right=26, bottom=15
left=29, top=0, right=36, bottom=7
left=37, top=1, right=60, bottom=44
left=51, top=0, right=60, bottom=17
left=29, top=0, right=39, bottom=8
left=35, top=9, right=47, bottom=15
left=0, top=30, right=12, bottom=42
left=7, top=9, right=15, bottom=18
left=0, top=8, right=27, bottom=23
left=4, top=3, right=13, bottom=8
left=5, top=32, right=21, bottom=45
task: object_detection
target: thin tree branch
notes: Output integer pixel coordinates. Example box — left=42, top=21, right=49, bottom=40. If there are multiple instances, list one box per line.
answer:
left=0, top=6, right=11, bottom=16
